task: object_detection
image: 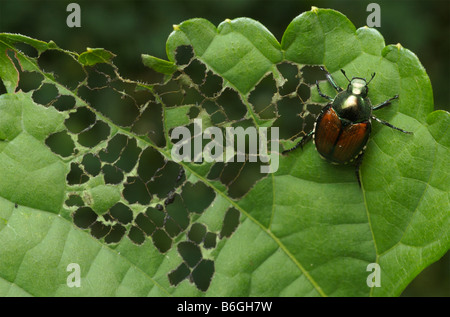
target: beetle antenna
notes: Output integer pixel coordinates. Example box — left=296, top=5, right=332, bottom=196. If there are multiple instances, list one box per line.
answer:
left=367, top=72, right=376, bottom=85
left=340, top=69, right=351, bottom=82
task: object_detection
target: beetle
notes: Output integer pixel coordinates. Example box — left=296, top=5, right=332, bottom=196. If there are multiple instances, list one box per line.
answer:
left=283, top=66, right=413, bottom=186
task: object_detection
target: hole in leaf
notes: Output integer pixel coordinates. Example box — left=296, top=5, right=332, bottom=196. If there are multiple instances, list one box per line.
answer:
left=216, top=88, right=247, bottom=121
left=65, top=107, right=96, bottom=134
left=178, top=241, right=202, bottom=268
left=277, top=62, right=300, bottom=96
left=32, top=83, right=58, bottom=105
left=184, top=59, right=206, bottom=85
left=81, top=153, right=101, bottom=176
left=210, top=110, right=227, bottom=125
left=17, top=71, right=43, bottom=92
left=307, top=103, right=323, bottom=116
left=131, top=102, right=165, bottom=147
left=53, top=95, right=76, bottom=111
left=164, top=217, right=182, bottom=237
left=135, top=212, right=156, bottom=236
left=102, top=164, right=124, bottom=184
left=181, top=86, right=203, bottom=106
left=115, top=138, right=141, bottom=173
left=297, top=83, right=310, bottom=101
left=175, top=45, right=194, bottom=66
left=227, top=162, right=264, bottom=199
left=168, top=263, right=190, bottom=286
left=248, top=74, right=277, bottom=117
left=188, top=223, right=207, bottom=244
left=148, top=161, right=182, bottom=198
left=67, top=163, right=89, bottom=185
left=78, top=85, right=139, bottom=127
left=203, top=232, right=217, bottom=249
left=128, top=226, right=145, bottom=245
left=77, top=120, right=110, bottom=147
left=99, top=133, right=128, bottom=163
left=103, top=213, right=114, bottom=222
left=14, top=42, right=38, bottom=58
left=0, top=77, right=7, bottom=94
left=304, top=103, right=323, bottom=133
left=90, top=221, right=111, bottom=239
left=202, top=100, right=220, bottom=115
left=207, top=162, right=224, bottom=180
left=273, top=95, right=304, bottom=140
left=123, top=176, right=151, bottom=205
left=166, top=195, right=190, bottom=230
left=145, top=207, right=165, bottom=228
left=191, top=259, right=214, bottom=292
left=152, top=229, right=172, bottom=253
left=220, top=207, right=240, bottom=239
left=200, top=70, right=223, bottom=97
left=301, top=65, right=325, bottom=85
left=157, top=81, right=184, bottom=108
left=92, top=62, right=117, bottom=78
left=65, top=194, right=84, bottom=207
left=181, top=182, right=215, bottom=214
left=220, top=160, right=244, bottom=187
left=38, top=49, right=85, bottom=90
left=104, top=224, right=126, bottom=244
left=187, top=106, right=200, bottom=119
left=109, top=202, right=133, bottom=224
left=258, top=103, right=277, bottom=119
left=137, top=147, right=165, bottom=182
left=73, top=206, right=97, bottom=229
left=45, top=131, right=75, bottom=157
left=86, top=66, right=110, bottom=88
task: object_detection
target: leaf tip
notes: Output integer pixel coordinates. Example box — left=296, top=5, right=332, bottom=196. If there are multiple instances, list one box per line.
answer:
left=311, top=6, right=319, bottom=13
left=48, top=40, right=58, bottom=49
left=396, top=43, right=403, bottom=50
left=173, top=24, right=180, bottom=31
left=224, top=18, right=232, bottom=23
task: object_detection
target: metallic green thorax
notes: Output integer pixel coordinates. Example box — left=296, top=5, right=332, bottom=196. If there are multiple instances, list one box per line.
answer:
left=332, top=78, right=372, bottom=123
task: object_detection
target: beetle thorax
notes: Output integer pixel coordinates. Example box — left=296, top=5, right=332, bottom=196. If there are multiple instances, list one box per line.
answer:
left=332, top=91, right=372, bottom=123
left=342, top=95, right=359, bottom=109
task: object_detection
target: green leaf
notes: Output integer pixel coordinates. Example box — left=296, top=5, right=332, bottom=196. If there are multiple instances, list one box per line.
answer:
left=0, top=92, right=67, bottom=214
left=78, top=48, right=116, bottom=66
left=0, top=7, right=448, bottom=297
left=167, top=17, right=283, bottom=95
left=142, top=54, right=177, bottom=75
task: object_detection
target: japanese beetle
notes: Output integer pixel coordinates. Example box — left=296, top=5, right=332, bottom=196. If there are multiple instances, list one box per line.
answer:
left=283, top=66, right=413, bottom=186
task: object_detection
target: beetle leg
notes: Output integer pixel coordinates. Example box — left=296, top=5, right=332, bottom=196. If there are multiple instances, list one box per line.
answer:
left=371, top=115, right=413, bottom=134
left=282, top=131, right=313, bottom=155
left=316, top=81, right=333, bottom=101
left=319, top=66, right=343, bottom=92
left=372, top=95, right=399, bottom=111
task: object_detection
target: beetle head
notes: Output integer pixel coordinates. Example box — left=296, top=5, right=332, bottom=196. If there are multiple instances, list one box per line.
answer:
left=348, top=78, right=369, bottom=97
left=341, top=71, right=375, bottom=98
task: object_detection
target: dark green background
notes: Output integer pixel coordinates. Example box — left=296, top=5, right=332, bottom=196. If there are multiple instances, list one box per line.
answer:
left=0, top=0, right=448, bottom=296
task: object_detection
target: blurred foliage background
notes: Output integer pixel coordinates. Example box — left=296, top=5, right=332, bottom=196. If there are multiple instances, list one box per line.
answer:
left=0, top=0, right=448, bottom=296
